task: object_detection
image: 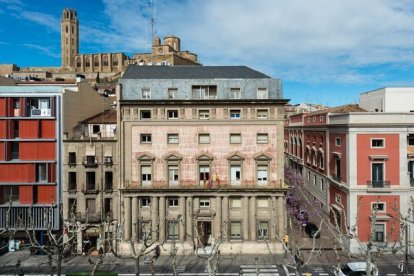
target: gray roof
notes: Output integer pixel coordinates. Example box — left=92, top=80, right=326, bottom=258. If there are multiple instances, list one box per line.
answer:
left=122, top=65, right=272, bottom=79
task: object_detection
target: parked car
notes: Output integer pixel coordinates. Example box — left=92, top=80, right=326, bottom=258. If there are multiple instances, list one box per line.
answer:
left=304, top=222, right=320, bottom=238
left=337, top=262, right=379, bottom=276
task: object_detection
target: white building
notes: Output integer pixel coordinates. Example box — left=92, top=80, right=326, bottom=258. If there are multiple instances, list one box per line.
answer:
left=359, top=87, right=414, bottom=112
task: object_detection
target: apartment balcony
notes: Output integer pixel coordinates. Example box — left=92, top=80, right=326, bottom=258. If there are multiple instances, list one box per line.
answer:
left=0, top=205, right=58, bottom=230
left=367, top=180, right=390, bottom=188
left=82, top=157, right=98, bottom=168
left=75, top=212, right=102, bottom=223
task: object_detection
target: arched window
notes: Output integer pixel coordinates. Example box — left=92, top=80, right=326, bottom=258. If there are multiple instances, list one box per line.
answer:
left=112, top=55, right=119, bottom=66
left=65, top=26, right=68, bottom=33
left=298, top=138, right=302, bottom=158
left=94, top=56, right=99, bottom=67
left=85, top=56, right=91, bottom=67
left=103, top=55, right=109, bottom=67
left=76, top=57, right=81, bottom=67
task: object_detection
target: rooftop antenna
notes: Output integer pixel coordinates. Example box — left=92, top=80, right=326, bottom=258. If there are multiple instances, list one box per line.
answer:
left=150, top=0, right=156, bottom=64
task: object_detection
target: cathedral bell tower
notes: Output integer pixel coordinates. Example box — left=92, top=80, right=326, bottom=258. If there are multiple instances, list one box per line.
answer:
left=61, top=8, right=79, bottom=68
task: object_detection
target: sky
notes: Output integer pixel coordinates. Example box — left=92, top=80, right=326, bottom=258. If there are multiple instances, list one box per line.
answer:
left=1, top=0, right=414, bottom=105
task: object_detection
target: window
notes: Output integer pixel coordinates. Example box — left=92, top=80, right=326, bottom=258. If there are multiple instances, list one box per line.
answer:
left=168, top=165, right=179, bottom=186
left=141, top=88, right=151, bottom=99
left=257, top=133, right=268, bottom=144
left=68, top=172, right=77, bottom=190
left=140, top=221, right=152, bottom=240
left=307, top=171, right=311, bottom=181
left=257, top=221, right=269, bottom=239
left=372, top=202, right=385, bottom=212
left=257, top=198, right=269, bottom=208
left=408, top=137, right=414, bottom=146
left=230, top=222, right=242, bottom=239
left=335, top=194, right=342, bottom=205
left=68, top=152, right=76, bottom=165
left=321, top=178, right=325, bottom=190
left=374, top=224, right=385, bottom=242
left=314, top=175, right=317, bottom=185
left=141, top=197, right=151, bottom=208
left=257, top=165, right=268, bottom=185
left=168, top=134, right=179, bottom=144
left=168, top=88, right=178, bottom=99
left=13, top=121, right=19, bottom=137
left=92, top=125, right=100, bottom=134
left=371, top=163, right=384, bottom=186
left=167, top=110, right=179, bottom=119
left=198, top=134, right=210, bottom=144
left=3, top=186, right=19, bottom=203
left=371, top=139, right=384, bottom=148
left=140, top=134, right=152, bottom=143
left=200, top=198, right=210, bottom=208
left=257, top=88, right=268, bottom=99
left=168, top=197, right=179, bottom=207
left=335, top=157, right=341, bottom=180
left=36, top=163, right=47, bottom=182
left=230, top=109, right=241, bottom=119
left=192, top=86, right=217, bottom=99
left=409, top=161, right=414, bottom=184
left=198, top=110, right=210, bottom=120
left=10, top=142, right=19, bottom=159
left=257, top=109, right=268, bottom=119
left=319, top=116, right=324, bottom=122
left=68, top=198, right=76, bottom=216
left=86, top=172, right=96, bottom=190
left=319, top=152, right=324, bottom=169
left=141, top=165, right=152, bottom=186
left=167, top=221, right=179, bottom=240
left=230, top=198, right=241, bottom=208
left=104, top=198, right=112, bottom=216
left=86, top=155, right=96, bottom=166
left=86, top=198, right=96, bottom=213
left=230, top=165, right=241, bottom=186
left=140, top=110, right=151, bottom=119
left=105, top=171, right=113, bottom=190
left=230, top=133, right=241, bottom=144
left=230, top=88, right=241, bottom=99
left=312, top=117, right=316, bottom=122
left=199, top=165, right=210, bottom=186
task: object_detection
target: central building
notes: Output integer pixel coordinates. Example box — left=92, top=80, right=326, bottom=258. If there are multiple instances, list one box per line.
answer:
left=117, top=65, right=288, bottom=254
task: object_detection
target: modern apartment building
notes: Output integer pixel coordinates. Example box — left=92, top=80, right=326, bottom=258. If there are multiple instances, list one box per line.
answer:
left=62, top=109, right=118, bottom=253
left=285, top=104, right=414, bottom=253
left=117, top=65, right=288, bottom=254
left=0, top=80, right=108, bottom=246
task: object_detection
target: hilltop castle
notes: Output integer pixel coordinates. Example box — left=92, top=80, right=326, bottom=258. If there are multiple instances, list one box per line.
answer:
left=0, top=8, right=199, bottom=81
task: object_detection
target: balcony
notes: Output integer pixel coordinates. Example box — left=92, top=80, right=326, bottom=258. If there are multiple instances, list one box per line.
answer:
left=30, top=108, right=51, bottom=117
left=332, top=175, right=341, bottom=183
left=0, top=205, right=58, bottom=230
left=367, top=180, right=390, bottom=188
left=76, top=212, right=102, bottom=223
left=82, top=157, right=98, bottom=168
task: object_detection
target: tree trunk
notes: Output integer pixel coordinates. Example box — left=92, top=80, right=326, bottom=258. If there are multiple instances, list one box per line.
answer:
left=135, top=256, right=140, bottom=276
left=56, top=252, right=62, bottom=276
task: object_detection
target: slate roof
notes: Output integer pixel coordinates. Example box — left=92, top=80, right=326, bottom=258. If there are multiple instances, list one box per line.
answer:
left=307, top=104, right=366, bottom=115
left=121, top=65, right=272, bottom=79
left=82, top=109, right=116, bottom=124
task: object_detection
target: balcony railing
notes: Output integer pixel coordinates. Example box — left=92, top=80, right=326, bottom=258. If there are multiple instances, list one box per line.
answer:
left=367, top=180, right=390, bottom=188
left=0, top=205, right=58, bottom=230
left=76, top=212, right=102, bottom=223
left=82, top=157, right=98, bottom=168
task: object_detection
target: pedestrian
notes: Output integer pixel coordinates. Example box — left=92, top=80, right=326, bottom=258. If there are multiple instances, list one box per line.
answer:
left=398, top=259, right=405, bottom=272
left=83, top=237, right=91, bottom=255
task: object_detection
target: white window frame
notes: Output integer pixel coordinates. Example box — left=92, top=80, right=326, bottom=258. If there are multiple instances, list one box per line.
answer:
left=372, top=202, right=386, bottom=212
left=257, top=133, right=268, bottom=144
left=257, top=88, right=268, bottom=99
left=257, top=109, right=268, bottom=119
left=230, top=88, right=241, bottom=99
left=168, top=133, right=179, bottom=144
left=230, top=133, right=241, bottom=144
left=37, top=163, right=48, bottom=183
left=230, top=109, right=241, bottom=119
left=140, top=134, right=152, bottom=144
left=371, top=138, right=385, bottom=148
left=199, top=198, right=210, bottom=208
left=168, top=197, right=179, bottom=208
left=230, top=221, right=242, bottom=239
left=167, top=109, right=179, bottom=120
left=198, top=133, right=210, bottom=144
left=373, top=223, right=385, bottom=242
left=168, top=165, right=179, bottom=186
left=141, top=197, right=151, bottom=208
left=168, top=88, right=178, bottom=99
left=257, top=221, right=269, bottom=240
left=335, top=137, right=341, bottom=147
left=141, top=165, right=152, bottom=186
left=230, top=165, right=241, bottom=186
left=198, top=109, right=210, bottom=120
left=257, top=165, right=268, bottom=185
left=141, top=88, right=151, bottom=99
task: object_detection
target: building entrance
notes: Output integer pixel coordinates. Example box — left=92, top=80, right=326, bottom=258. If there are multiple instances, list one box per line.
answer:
left=197, top=221, right=212, bottom=247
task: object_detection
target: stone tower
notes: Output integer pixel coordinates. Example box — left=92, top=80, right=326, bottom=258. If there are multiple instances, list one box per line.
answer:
left=164, top=36, right=180, bottom=52
left=61, top=8, right=79, bottom=68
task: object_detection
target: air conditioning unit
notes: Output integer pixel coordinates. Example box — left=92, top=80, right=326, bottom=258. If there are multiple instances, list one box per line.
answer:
left=31, top=109, right=41, bottom=116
